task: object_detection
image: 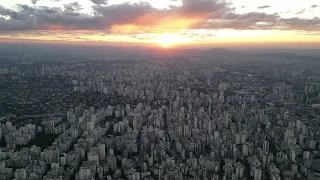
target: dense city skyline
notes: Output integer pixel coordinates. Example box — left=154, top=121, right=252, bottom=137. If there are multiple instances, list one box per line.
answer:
left=1, top=45, right=320, bottom=180
left=1, top=0, right=320, bottom=48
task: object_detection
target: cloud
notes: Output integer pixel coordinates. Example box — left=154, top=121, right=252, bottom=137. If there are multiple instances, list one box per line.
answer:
left=300, top=31, right=320, bottom=36
left=91, top=0, right=108, bottom=5
left=0, top=5, right=17, bottom=17
left=31, top=0, right=38, bottom=5
left=191, top=11, right=320, bottom=32
left=258, top=5, right=271, bottom=9
left=0, top=4, right=104, bottom=31
left=191, top=12, right=279, bottom=30
left=278, top=17, right=320, bottom=31
left=0, top=0, right=319, bottom=33
left=296, top=9, right=306, bottom=15
left=311, top=5, right=318, bottom=8
left=93, top=2, right=155, bottom=26
left=64, top=2, right=83, bottom=12
left=179, top=0, right=231, bottom=16
left=92, top=0, right=232, bottom=33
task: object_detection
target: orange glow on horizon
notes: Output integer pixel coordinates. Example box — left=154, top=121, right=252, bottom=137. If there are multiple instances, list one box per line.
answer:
left=42, top=24, right=73, bottom=30
left=110, top=15, right=198, bottom=34
left=1, top=29, right=320, bottom=48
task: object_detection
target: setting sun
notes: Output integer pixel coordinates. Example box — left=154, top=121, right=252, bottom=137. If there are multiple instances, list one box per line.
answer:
left=155, top=33, right=184, bottom=48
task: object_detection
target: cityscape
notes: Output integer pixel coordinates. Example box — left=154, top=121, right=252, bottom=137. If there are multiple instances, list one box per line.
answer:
left=1, top=0, right=320, bottom=179
left=0, top=46, right=320, bottom=180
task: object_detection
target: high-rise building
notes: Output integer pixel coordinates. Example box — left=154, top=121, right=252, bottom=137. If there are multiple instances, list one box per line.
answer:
left=235, top=134, right=241, bottom=145
left=242, top=144, right=249, bottom=157
left=88, top=151, right=99, bottom=165
left=263, top=141, right=269, bottom=153
left=290, top=150, right=296, bottom=162
left=98, top=143, right=106, bottom=160
left=86, top=121, right=95, bottom=131
left=79, top=167, right=91, bottom=180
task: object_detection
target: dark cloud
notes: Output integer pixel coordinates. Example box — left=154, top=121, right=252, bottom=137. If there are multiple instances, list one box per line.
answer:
left=278, top=17, right=320, bottom=31
left=31, top=0, right=38, bottom=5
left=191, top=11, right=320, bottom=32
left=179, top=0, right=231, bottom=16
left=64, top=2, right=83, bottom=12
left=44, top=8, right=58, bottom=14
left=31, top=0, right=61, bottom=4
left=311, top=5, right=318, bottom=8
left=91, top=0, right=108, bottom=5
left=93, top=2, right=155, bottom=25
left=92, top=0, right=231, bottom=28
left=0, top=4, right=104, bottom=31
left=258, top=5, right=271, bottom=9
left=192, top=12, right=279, bottom=30
left=0, top=5, right=17, bottom=17
left=0, top=0, right=319, bottom=33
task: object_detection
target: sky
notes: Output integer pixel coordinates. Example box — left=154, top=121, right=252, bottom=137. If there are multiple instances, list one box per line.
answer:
left=0, top=0, right=320, bottom=48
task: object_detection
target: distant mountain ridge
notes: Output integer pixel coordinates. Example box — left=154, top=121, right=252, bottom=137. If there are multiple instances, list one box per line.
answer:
left=0, top=44, right=319, bottom=61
